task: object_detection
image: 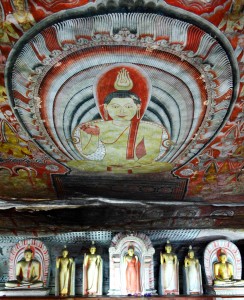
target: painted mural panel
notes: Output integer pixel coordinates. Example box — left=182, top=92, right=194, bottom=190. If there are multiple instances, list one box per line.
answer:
left=68, top=64, right=172, bottom=173
left=0, top=0, right=242, bottom=201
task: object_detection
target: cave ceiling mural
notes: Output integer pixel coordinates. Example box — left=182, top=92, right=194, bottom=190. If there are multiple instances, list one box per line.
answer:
left=0, top=0, right=243, bottom=232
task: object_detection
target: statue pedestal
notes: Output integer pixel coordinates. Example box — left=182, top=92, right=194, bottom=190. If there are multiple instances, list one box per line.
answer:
left=0, top=288, right=50, bottom=296
left=206, top=285, right=244, bottom=296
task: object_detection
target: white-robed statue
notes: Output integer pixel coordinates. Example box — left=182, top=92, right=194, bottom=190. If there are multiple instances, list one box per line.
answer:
left=183, top=246, right=203, bottom=295
left=83, top=242, right=103, bottom=295
left=159, top=240, right=179, bottom=295
left=55, top=246, right=75, bottom=296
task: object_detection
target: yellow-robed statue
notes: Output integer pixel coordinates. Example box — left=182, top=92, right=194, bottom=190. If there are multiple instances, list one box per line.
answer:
left=214, top=249, right=244, bottom=286
left=55, top=246, right=75, bottom=296
left=5, top=246, right=43, bottom=288
left=83, top=242, right=103, bottom=295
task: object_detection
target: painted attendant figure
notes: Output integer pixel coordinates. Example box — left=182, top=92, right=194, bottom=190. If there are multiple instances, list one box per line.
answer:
left=7, top=0, right=35, bottom=32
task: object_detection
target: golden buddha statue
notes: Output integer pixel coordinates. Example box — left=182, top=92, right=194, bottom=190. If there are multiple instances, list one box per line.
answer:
left=55, top=246, right=75, bottom=296
left=160, top=240, right=179, bottom=294
left=83, top=242, right=103, bottom=295
left=214, top=249, right=244, bottom=286
left=5, top=247, right=43, bottom=288
left=124, top=246, right=141, bottom=295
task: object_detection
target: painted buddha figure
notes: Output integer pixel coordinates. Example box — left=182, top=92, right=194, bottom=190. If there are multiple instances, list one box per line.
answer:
left=124, top=246, right=141, bottom=295
left=69, top=64, right=173, bottom=174
left=214, top=249, right=244, bottom=286
left=5, top=247, right=43, bottom=288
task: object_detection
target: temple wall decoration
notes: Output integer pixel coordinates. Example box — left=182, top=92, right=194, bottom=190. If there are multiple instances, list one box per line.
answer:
left=5, top=3, right=238, bottom=176
left=0, top=0, right=242, bottom=202
left=0, top=232, right=242, bottom=295
left=0, top=0, right=242, bottom=297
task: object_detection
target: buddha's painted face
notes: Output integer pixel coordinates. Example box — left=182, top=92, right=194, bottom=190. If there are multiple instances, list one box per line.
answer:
left=128, top=248, right=134, bottom=256
left=24, top=250, right=33, bottom=261
left=105, top=98, right=140, bottom=121
left=13, top=0, right=25, bottom=11
left=90, top=246, right=96, bottom=254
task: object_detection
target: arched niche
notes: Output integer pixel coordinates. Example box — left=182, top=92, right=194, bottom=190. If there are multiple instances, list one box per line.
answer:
left=108, top=233, right=156, bottom=295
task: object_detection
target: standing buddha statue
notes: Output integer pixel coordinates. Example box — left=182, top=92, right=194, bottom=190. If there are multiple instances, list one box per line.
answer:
left=83, top=241, right=103, bottom=295
left=159, top=240, right=179, bottom=295
left=55, top=246, right=75, bottom=296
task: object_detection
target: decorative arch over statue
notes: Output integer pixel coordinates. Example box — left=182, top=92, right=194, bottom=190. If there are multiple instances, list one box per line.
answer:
left=204, top=239, right=244, bottom=295
left=108, top=233, right=156, bottom=296
left=0, top=239, right=50, bottom=296
left=8, top=239, right=50, bottom=286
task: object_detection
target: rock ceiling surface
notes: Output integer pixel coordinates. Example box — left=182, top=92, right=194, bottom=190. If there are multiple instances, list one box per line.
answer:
left=0, top=0, right=243, bottom=233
